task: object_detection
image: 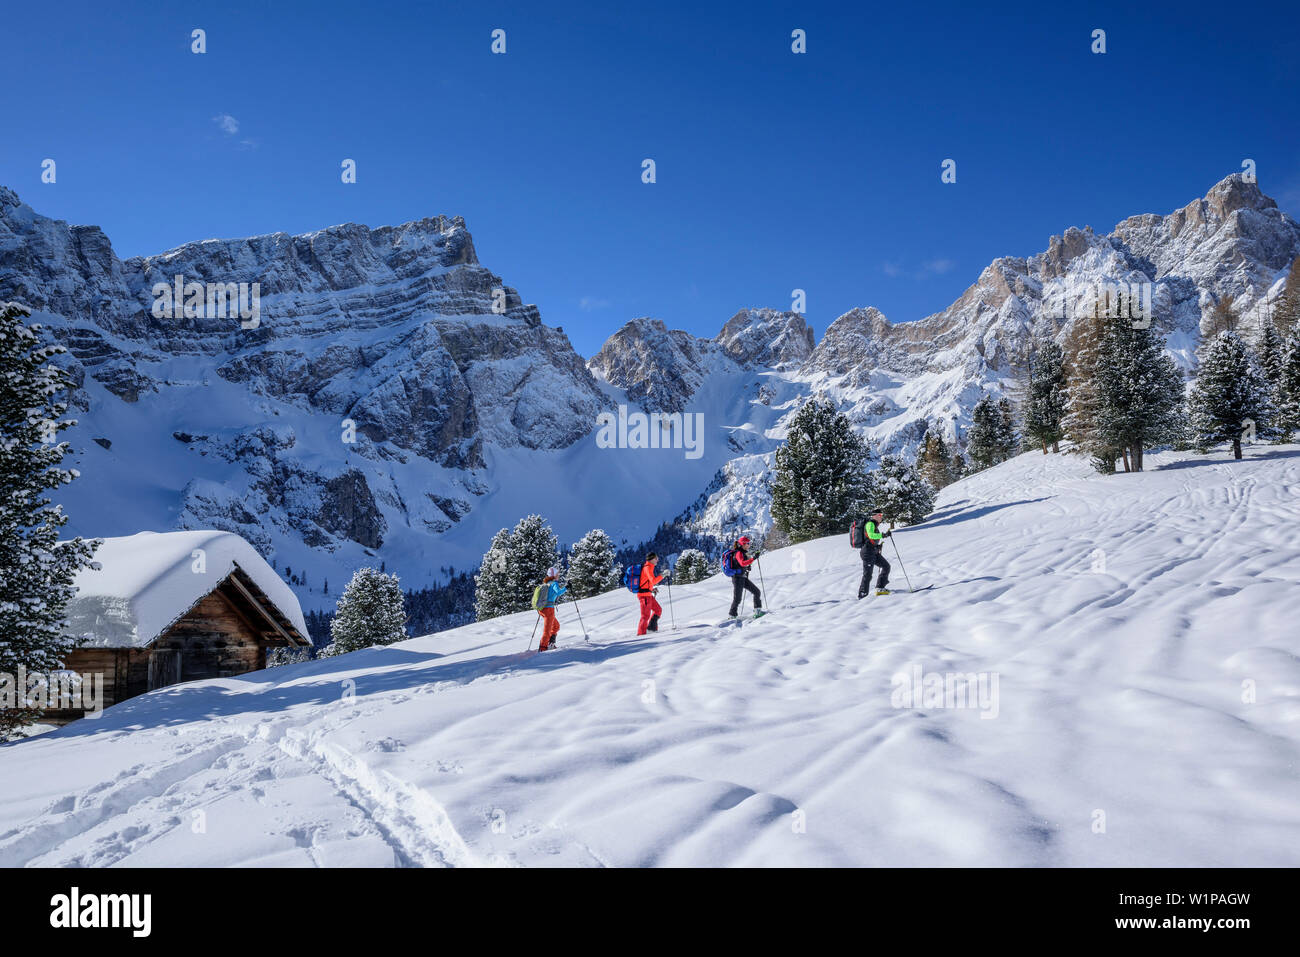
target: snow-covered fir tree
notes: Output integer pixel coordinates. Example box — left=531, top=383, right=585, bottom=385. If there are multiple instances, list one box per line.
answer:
left=674, top=548, right=711, bottom=584
left=1092, top=316, right=1185, bottom=472
left=1023, top=338, right=1068, bottom=453
left=995, top=397, right=1020, bottom=461
left=267, top=646, right=313, bottom=667
left=1279, top=326, right=1300, bottom=438
left=873, top=455, right=936, bottom=526
left=1188, top=331, right=1277, bottom=459
left=325, top=567, right=407, bottom=655
left=770, top=398, right=874, bottom=543
left=567, top=528, right=619, bottom=598
left=1257, top=320, right=1286, bottom=400
left=474, top=528, right=512, bottom=621
left=0, top=303, right=99, bottom=740
left=918, top=429, right=955, bottom=490
left=966, top=394, right=1016, bottom=471
left=503, top=515, right=560, bottom=611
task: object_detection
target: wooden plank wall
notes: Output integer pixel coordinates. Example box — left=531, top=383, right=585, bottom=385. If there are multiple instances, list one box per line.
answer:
left=153, top=591, right=264, bottom=682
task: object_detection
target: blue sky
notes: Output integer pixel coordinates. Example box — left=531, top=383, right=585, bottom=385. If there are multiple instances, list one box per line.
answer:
left=4, top=0, right=1298, bottom=356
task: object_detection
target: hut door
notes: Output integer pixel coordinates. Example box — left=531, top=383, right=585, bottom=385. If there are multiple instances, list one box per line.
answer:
left=148, top=649, right=182, bottom=690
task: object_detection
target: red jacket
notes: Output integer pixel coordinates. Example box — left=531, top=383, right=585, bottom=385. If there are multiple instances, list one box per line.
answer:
left=732, top=546, right=755, bottom=568
left=638, top=564, right=665, bottom=593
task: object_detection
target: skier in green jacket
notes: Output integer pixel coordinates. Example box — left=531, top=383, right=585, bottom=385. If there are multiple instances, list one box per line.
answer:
left=857, top=508, right=892, bottom=598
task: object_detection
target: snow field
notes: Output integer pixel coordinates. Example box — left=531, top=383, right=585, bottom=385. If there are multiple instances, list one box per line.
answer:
left=2, top=446, right=1298, bottom=866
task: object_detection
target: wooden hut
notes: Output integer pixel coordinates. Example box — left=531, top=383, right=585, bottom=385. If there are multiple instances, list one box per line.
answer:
left=51, top=531, right=311, bottom=722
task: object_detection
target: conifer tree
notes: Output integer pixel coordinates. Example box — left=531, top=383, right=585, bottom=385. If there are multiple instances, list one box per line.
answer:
left=567, top=528, right=619, bottom=598
left=674, top=548, right=711, bottom=584
left=1188, top=331, right=1278, bottom=459
left=770, top=398, right=874, bottom=543
left=474, top=528, right=512, bottom=621
left=0, top=303, right=99, bottom=740
left=1279, top=326, right=1300, bottom=439
left=1257, top=320, right=1286, bottom=399
left=1273, top=257, right=1300, bottom=335
left=1062, top=311, right=1119, bottom=471
left=1092, top=316, right=1185, bottom=472
left=967, top=394, right=1018, bottom=470
left=995, top=397, right=1020, bottom=461
left=504, top=515, right=560, bottom=610
left=1023, top=339, right=1068, bottom=453
left=326, top=568, right=408, bottom=654
left=918, top=429, right=954, bottom=490
left=873, top=455, right=936, bottom=526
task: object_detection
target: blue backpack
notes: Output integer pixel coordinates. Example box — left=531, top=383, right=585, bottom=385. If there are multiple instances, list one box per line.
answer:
left=721, top=549, right=741, bottom=577
left=623, top=564, right=643, bottom=592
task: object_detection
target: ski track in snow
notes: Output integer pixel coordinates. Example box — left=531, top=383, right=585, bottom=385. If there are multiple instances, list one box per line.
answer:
left=2, top=447, right=1299, bottom=867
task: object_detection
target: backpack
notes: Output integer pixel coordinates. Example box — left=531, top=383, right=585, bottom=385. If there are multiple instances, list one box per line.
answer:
left=623, top=564, right=643, bottom=593
left=531, top=584, right=548, bottom=611
left=849, top=516, right=868, bottom=549
left=721, top=549, right=741, bottom=577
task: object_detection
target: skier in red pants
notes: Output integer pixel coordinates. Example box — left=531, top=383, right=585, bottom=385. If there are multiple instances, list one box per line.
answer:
left=637, top=552, right=669, bottom=635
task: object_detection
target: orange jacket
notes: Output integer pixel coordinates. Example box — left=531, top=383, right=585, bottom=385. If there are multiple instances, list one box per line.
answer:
left=638, top=564, right=665, bottom=593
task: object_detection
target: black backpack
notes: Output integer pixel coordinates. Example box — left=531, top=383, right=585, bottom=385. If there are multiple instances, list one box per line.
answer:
left=849, top=517, right=869, bottom=549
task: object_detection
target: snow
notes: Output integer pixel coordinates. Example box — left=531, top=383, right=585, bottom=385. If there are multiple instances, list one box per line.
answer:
left=65, top=531, right=309, bottom=648
left=3, top=446, right=1298, bottom=867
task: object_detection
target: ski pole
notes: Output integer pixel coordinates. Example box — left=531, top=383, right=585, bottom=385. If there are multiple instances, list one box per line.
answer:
left=570, top=594, right=590, bottom=643
left=526, top=612, right=541, bottom=651
left=889, top=531, right=916, bottom=593
left=755, top=554, right=768, bottom=609
left=666, top=575, right=677, bottom=631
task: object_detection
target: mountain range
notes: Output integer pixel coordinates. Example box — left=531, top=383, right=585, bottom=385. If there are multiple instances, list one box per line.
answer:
left=2, top=174, right=1296, bottom=609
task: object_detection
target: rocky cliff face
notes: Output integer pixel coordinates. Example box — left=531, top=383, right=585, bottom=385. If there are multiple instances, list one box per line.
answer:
left=0, top=186, right=608, bottom=588
left=587, top=308, right=815, bottom=413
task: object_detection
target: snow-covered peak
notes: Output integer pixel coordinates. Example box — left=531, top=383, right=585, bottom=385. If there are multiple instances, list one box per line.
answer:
left=715, top=307, right=815, bottom=369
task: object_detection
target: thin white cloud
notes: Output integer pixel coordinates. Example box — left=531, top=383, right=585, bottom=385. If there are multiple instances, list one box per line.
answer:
left=212, top=114, right=240, bottom=135
left=884, top=259, right=955, bottom=279
left=579, top=296, right=612, bottom=312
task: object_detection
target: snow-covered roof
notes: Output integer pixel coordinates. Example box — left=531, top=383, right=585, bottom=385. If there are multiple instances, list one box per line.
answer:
left=64, top=531, right=309, bottom=649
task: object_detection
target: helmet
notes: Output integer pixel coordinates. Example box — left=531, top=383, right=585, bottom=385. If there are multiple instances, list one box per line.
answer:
left=737, top=536, right=751, bottom=547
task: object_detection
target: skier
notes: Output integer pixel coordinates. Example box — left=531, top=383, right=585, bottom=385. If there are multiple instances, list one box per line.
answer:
left=534, top=566, right=567, bottom=651
left=857, top=508, right=892, bottom=597
left=725, top=536, right=763, bottom=618
left=636, top=552, right=669, bottom=635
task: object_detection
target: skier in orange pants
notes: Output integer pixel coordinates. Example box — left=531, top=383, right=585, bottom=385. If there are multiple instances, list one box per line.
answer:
left=636, top=553, right=669, bottom=635
left=534, top=567, right=566, bottom=651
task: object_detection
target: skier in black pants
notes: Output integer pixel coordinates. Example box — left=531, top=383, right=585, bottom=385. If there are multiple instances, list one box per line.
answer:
left=727, top=536, right=763, bottom=618
left=857, top=508, right=892, bottom=598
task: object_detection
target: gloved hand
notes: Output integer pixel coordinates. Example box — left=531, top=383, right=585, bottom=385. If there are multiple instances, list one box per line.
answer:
left=662, top=569, right=671, bottom=579
left=885, top=530, right=893, bottom=539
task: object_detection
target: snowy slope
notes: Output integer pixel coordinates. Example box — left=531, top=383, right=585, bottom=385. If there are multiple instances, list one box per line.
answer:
left=2, top=446, right=1297, bottom=867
